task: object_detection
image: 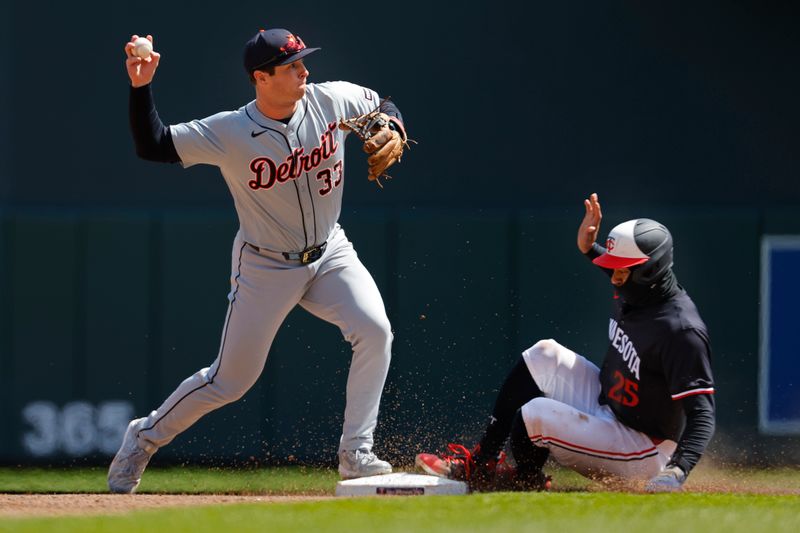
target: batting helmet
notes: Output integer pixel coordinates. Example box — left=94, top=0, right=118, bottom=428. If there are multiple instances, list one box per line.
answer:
left=593, top=218, right=674, bottom=285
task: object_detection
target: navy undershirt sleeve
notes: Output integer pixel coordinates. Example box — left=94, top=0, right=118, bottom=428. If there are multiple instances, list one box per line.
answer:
left=379, top=98, right=403, bottom=123
left=584, top=243, right=613, bottom=278
left=378, top=97, right=407, bottom=141
left=129, top=84, right=180, bottom=163
left=669, top=393, right=715, bottom=475
left=586, top=242, right=605, bottom=260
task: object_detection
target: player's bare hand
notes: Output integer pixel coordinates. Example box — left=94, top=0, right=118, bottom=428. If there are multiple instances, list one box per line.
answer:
left=577, top=192, right=602, bottom=254
left=125, top=35, right=161, bottom=88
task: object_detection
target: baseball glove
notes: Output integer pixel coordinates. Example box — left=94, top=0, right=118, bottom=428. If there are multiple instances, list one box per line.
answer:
left=339, top=103, right=411, bottom=188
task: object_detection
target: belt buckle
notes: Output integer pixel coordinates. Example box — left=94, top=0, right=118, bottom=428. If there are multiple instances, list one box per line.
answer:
left=301, top=250, right=313, bottom=264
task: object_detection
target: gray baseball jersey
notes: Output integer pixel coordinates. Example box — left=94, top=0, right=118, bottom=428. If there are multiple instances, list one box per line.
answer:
left=134, top=81, right=394, bottom=459
left=171, top=81, right=380, bottom=252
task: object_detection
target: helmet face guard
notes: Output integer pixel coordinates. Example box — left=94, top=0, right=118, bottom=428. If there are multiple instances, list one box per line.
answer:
left=593, top=218, right=673, bottom=285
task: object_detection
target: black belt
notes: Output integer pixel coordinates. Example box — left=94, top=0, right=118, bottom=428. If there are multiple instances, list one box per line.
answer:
left=247, top=241, right=327, bottom=265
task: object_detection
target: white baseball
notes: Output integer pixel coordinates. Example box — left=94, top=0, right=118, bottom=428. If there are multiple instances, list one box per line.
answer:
left=133, top=37, right=153, bottom=59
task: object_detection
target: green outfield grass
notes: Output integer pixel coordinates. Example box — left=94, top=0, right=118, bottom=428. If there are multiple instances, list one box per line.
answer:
left=2, top=463, right=799, bottom=494
left=0, top=466, right=339, bottom=494
left=1, top=465, right=799, bottom=533
left=2, top=492, right=799, bottom=533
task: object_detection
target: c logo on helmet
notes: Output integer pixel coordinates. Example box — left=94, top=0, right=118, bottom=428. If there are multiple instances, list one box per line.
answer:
left=606, top=237, right=615, bottom=251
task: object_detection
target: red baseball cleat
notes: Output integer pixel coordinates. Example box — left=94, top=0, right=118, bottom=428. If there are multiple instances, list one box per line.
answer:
left=415, top=443, right=478, bottom=481
left=415, top=444, right=510, bottom=491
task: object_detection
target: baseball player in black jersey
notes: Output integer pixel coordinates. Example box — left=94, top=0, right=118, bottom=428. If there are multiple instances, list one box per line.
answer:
left=416, top=193, right=715, bottom=492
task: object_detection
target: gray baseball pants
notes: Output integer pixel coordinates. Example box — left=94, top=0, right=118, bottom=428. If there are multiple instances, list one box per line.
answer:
left=136, top=225, right=392, bottom=453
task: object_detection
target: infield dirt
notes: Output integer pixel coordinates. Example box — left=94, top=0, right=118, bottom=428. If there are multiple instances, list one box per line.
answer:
left=2, top=463, right=799, bottom=518
left=0, top=494, right=332, bottom=517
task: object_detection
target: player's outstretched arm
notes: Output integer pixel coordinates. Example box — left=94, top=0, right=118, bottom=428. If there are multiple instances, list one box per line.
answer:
left=124, top=34, right=161, bottom=88
left=125, top=34, right=180, bottom=164
left=577, top=192, right=602, bottom=254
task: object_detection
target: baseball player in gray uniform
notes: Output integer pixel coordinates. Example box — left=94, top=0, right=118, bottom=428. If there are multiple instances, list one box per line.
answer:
left=108, top=28, right=409, bottom=493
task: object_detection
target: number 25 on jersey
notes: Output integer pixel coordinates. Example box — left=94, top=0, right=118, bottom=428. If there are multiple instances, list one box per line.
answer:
left=608, top=370, right=639, bottom=407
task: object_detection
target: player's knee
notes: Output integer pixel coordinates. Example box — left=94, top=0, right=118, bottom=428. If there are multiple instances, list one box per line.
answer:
left=209, top=373, right=259, bottom=404
left=522, top=339, right=560, bottom=379
left=215, top=382, right=252, bottom=403
left=528, top=339, right=560, bottom=361
left=360, top=314, right=393, bottom=348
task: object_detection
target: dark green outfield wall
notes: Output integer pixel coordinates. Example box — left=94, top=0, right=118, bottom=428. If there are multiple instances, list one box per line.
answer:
left=0, top=206, right=798, bottom=465
left=1, top=1, right=799, bottom=465
left=2, top=2, right=799, bottom=210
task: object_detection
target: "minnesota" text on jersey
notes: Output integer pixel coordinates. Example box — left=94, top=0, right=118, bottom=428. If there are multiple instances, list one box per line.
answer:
left=608, top=318, right=641, bottom=379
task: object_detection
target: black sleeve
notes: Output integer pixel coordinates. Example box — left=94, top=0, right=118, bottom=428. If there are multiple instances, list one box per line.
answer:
left=129, top=84, right=181, bottom=163
left=378, top=98, right=403, bottom=123
left=378, top=97, right=407, bottom=141
left=663, top=329, right=715, bottom=398
left=668, top=393, right=715, bottom=475
left=584, top=242, right=612, bottom=277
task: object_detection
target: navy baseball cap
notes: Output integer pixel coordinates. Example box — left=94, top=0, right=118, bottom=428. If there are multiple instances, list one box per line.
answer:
left=243, top=28, right=320, bottom=73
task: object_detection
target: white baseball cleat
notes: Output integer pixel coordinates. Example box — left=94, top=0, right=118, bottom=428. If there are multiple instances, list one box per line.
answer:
left=338, top=448, right=393, bottom=479
left=107, top=417, right=157, bottom=494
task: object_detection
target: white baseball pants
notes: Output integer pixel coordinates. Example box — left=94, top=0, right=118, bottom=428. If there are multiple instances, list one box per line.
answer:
left=520, top=339, right=676, bottom=483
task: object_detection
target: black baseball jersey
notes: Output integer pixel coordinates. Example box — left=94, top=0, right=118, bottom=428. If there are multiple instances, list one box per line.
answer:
left=598, top=290, right=714, bottom=441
